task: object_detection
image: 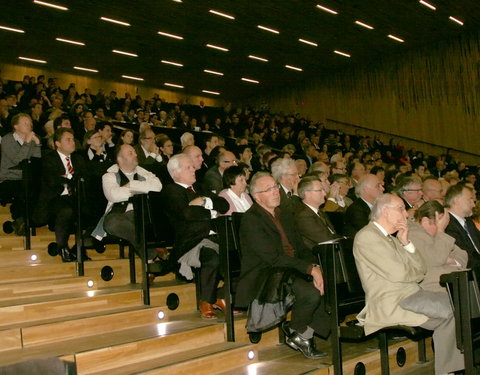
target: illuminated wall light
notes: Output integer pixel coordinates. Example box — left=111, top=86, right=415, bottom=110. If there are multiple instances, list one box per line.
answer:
left=419, top=0, right=436, bottom=10
left=157, top=310, right=166, bottom=320
left=112, top=49, right=138, bottom=57
left=87, top=280, right=94, bottom=288
left=157, top=31, right=183, bottom=40
left=257, top=25, right=280, bottom=34
left=387, top=34, right=404, bottom=43
left=355, top=20, right=374, bottom=30
left=202, top=90, right=220, bottom=95
left=248, top=55, right=268, bottom=62
left=0, top=25, right=25, bottom=33
left=164, top=82, right=184, bottom=88
left=209, top=9, right=235, bottom=20
left=285, top=65, right=303, bottom=72
left=316, top=4, right=338, bottom=15
left=74, top=66, right=99, bottom=73
left=87, top=290, right=95, bottom=297
left=333, top=50, right=351, bottom=58
left=55, top=38, right=85, bottom=46
left=122, top=75, right=144, bottom=81
left=30, top=254, right=38, bottom=261
left=161, top=60, right=183, bottom=67
left=247, top=350, right=255, bottom=360
left=100, top=17, right=131, bottom=26
left=449, top=16, right=464, bottom=25
left=206, top=44, right=229, bottom=52
left=203, top=69, right=224, bottom=76
left=33, top=0, right=68, bottom=11
left=241, top=77, right=259, bottom=84
left=298, top=38, right=318, bottom=47
left=19, top=56, right=47, bottom=64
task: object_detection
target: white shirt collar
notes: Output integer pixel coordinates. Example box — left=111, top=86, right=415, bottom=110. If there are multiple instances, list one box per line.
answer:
left=449, top=211, right=466, bottom=227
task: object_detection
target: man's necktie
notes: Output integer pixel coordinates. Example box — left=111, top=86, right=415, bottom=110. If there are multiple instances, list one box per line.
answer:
left=464, top=222, right=480, bottom=254
left=317, top=210, right=335, bottom=234
left=287, top=191, right=292, bottom=199
left=187, top=186, right=195, bottom=193
left=66, top=157, right=74, bottom=175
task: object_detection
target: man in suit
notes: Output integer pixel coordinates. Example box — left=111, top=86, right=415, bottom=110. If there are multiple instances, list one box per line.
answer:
left=294, top=176, right=338, bottom=259
left=236, top=172, right=329, bottom=359
left=444, top=183, right=480, bottom=267
left=34, top=128, right=85, bottom=262
left=323, top=174, right=353, bottom=212
left=346, top=161, right=366, bottom=200
left=202, top=150, right=237, bottom=194
left=161, top=153, right=229, bottom=319
left=183, top=145, right=207, bottom=184
left=134, top=129, right=163, bottom=172
left=343, top=174, right=384, bottom=237
left=271, top=157, right=301, bottom=212
left=395, top=176, right=423, bottom=217
left=354, top=193, right=464, bottom=374
left=422, top=177, right=444, bottom=203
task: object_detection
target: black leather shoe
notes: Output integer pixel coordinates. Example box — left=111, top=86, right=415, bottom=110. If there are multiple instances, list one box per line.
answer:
left=60, top=247, right=76, bottom=262
left=285, top=332, right=327, bottom=359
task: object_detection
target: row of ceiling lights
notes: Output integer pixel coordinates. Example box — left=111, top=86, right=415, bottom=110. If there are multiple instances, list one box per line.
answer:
left=3, top=0, right=466, bottom=96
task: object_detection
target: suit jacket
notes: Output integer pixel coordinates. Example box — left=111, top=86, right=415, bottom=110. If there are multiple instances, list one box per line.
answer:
left=33, top=150, right=86, bottom=225
left=294, top=202, right=337, bottom=259
left=343, top=198, right=371, bottom=238
left=408, top=222, right=467, bottom=293
left=445, top=213, right=480, bottom=268
left=279, top=186, right=302, bottom=213
left=236, top=203, right=312, bottom=307
left=202, top=166, right=223, bottom=194
left=323, top=196, right=353, bottom=213
left=161, top=182, right=228, bottom=258
left=353, top=222, right=428, bottom=335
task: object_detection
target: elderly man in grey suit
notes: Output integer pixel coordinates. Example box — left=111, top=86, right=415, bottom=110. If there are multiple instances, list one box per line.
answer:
left=354, top=193, right=463, bottom=375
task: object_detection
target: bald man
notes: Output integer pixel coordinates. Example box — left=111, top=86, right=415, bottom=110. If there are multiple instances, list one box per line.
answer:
left=202, top=150, right=237, bottom=194
left=422, top=177, right=444, bottom=203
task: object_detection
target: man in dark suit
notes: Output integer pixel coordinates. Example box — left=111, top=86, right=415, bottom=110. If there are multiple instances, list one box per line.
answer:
left=294, top=176, right=338, bottom=260
left=395, top=176, right=423, bottom=217
left=202, top=150, right=237, bottom=194
left=33, top=128, right=85, bottom=262
left=445, top=183, right=480, bottom=267
left=161, top=153, right=229, bottom=319
left=236, top=172, right=329, bottom=359
left=343, top=174, right=384, bottom=238
left=271, top=157, right=302, bottom=212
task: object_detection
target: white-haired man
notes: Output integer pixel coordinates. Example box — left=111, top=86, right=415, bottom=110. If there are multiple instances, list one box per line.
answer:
left=271, top=157, right=301, bottom=212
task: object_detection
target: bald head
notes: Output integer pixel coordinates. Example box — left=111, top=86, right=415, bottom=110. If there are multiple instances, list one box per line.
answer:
left=357, top=174, right=384, bottom=203
left=422, top=178, right=444, bottom=203
left=183, top=145, right=203, bottom=170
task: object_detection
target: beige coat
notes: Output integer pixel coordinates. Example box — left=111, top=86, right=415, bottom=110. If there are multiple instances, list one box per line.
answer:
left=408, top=222, right=468, bottom=293
left=353, top=222, right=428, bottom=335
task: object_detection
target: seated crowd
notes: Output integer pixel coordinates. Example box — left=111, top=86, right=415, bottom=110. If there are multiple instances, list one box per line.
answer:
left=1, top=74, right=479, bottom=373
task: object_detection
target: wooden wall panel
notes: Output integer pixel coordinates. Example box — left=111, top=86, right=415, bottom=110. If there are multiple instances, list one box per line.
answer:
left=257, top=32, right=480, bottom=163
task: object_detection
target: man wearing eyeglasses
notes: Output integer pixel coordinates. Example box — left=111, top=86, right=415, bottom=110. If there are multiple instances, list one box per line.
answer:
left=395, top=176, right=423, bottom=216
left=203, top=150, right=237, bottom=194
left=271, top=157, right=301, bottom=212
left=236, top=172, right=329, bottom=359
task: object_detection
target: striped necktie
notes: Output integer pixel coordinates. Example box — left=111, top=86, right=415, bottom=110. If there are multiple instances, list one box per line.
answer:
left=66, top=157, right=74, bottom=175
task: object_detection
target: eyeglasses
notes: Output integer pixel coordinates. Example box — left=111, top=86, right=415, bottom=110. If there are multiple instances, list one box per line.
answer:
left=404, top=189, right=422, bottom=192
left=256, top=183, right=281, bottom=194
left=307, top=189, right=324, bottom=192
left=222, top=160, right=237, bottom=164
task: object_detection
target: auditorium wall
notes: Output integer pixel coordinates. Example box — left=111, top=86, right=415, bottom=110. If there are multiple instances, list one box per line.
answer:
left=0, top=63, right=220, bottom=107
left=257, top=32, right=480, bottom=163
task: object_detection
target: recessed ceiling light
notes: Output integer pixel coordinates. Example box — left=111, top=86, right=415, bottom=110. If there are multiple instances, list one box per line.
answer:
left=248, top=55, right=268, bottom=62
left=55, top=38, right=85, bottom=46
left=206, top=44, right=229, bottom=52
left=112, top=49, right=138, bottom=57
left=298, top=38, right=318, bottom=47
left=316, top=4, right=338, bottom=15
left=388, top=34, right=404, bottom=43
left=203, top=69, right=224, bottom=76
left=241, top=77, right=259, bottom=84
left=172, top=0, right=182, bottom=2
left=74, top=66, right=98, bottom=73
left=122, top=75, right=143, bottom=81
left=161, top=60, right=183, bottom=67
left=257, top=25, right=280, bottom=34
left=33, top=0, right=68, bottom=11
left=333, top=50, right=351, bottom=58
left=19, top=56, right=47, bottom=64
left=157, top=31, right=183, bottom=40
left=449, top=16, right=464, bottom=25
left=419, top=0, right=436, bottom=10
left=164, top=82, right=184, bottom=88
left=202, top=90, right=220, bottom=95
left=285, top=65, right=303, bottom=71
left=209, top=9, right=235, bottom=20
left=100, top=17, right=131, bottom=26
left=355, top=20, right=374, bottom=30
left=0, top=25, right=25, bottom=33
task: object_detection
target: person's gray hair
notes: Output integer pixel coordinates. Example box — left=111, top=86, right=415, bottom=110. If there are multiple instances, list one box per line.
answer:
left=394, top=175, right=421, bottom=197
left=298, top=175, right=320, bottom=199
left=369, top=193, right=397, bottom=221
left=249, top=172, right=273, bottom=196
left=167, top=153, right=188, bottom=178
left=271, top=158, right=296, bottom=182
left=180, top=132, right=194, bottom=148
left=355, top=174, right=373, bottom=198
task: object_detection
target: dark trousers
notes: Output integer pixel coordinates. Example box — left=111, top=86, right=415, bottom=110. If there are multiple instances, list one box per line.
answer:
left=0, top=180, right=25, bottom=220
left=199, top=247, right=222, bottom=304
left=290, top=277, right=330, bottom=338
left=49, top=196, right=75, bottom=248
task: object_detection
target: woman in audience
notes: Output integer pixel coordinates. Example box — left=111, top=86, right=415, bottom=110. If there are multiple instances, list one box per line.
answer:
left=155, top=133, right=174, bottom=162
left=118, top=129, right=135, bottom=146
left=218, top=165, right=253, bottom=215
